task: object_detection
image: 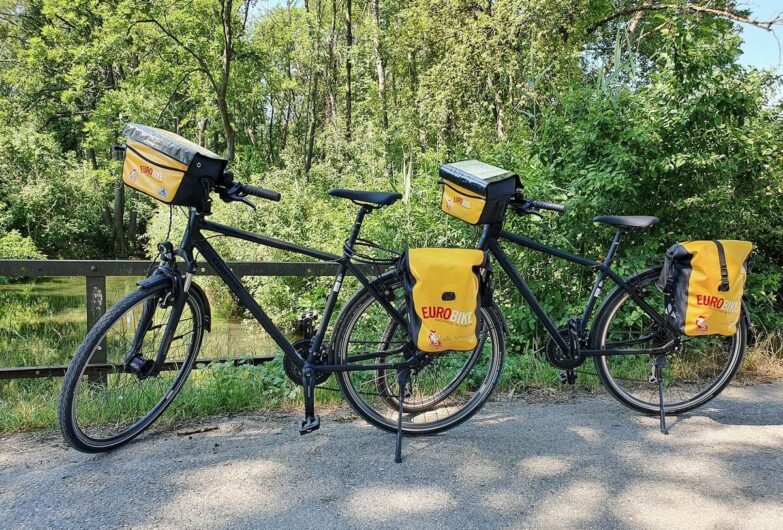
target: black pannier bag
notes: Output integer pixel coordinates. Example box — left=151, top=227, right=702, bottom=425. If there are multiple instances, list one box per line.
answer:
left=439, top=160, right=520, bottom=225
left=122, top=123, right=228, bottom=207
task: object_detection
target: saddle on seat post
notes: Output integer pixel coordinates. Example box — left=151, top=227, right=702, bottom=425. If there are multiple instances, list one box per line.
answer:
left=593, top=215, right=659, bottom=230
left=328, top=189, right=402, bottom=208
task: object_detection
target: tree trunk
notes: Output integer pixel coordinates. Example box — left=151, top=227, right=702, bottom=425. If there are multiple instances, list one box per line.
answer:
left=197, top=118, right=208, bottom=146
left=219, top=0, right=236, bottom=161
left=327, top=0, right=339, bottom=132
left=127, top=190, right=137, bottom=252
left=87, top=147, right=99, bottom=170
left=304, top=75, right=319, bottom=175
left=217, top=90, right=235, bottom=160
left=113, top=177, right=126, bottom=257
left=370, top=0, right=388, bottom=131
left=345, top=0, right=353, bottom=141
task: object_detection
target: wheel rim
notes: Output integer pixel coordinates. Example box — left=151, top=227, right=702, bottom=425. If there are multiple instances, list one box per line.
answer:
left=337, top=281, right=502, bottom=432
left=597, top=277, right=742, bottom=411
left=70, top=292, right=202, bottom=446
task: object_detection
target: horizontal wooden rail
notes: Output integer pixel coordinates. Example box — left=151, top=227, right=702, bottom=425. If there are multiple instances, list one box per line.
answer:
left=0, top=356, right=277, bottom=380
left=0, top=259, right=379, bottom=381
left=0, top=259, right=345, bottom=277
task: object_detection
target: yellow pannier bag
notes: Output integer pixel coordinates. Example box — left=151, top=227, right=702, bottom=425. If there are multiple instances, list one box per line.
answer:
left=401, top=248, right=486, bottom=353
left=122, top=123, right=227, bottom=207
left=439, top=160, right=519, bottom=225
left=659, top=240, right=753, bottom=336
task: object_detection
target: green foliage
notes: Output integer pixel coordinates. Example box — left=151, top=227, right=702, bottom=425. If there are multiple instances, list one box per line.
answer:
left=0, top=1, right=780, bottom=342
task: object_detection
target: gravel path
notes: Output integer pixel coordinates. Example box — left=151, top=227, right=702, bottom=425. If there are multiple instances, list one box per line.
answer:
left=2, top=383, right=782, bottom=529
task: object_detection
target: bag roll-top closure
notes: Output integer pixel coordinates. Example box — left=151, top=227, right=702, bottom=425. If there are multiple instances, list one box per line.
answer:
left=439, top=160, right=520, bottom=197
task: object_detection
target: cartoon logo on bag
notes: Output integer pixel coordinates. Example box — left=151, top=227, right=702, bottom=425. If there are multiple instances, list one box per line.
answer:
left=695, top=315, right=708, bottom=333
left=157, top=188, right=169, bottom=199
left=428, top=330, right=442, bottom=348
left=453, top=195, right=471, bottom=208
left=128, top=168, right=138, bottom=182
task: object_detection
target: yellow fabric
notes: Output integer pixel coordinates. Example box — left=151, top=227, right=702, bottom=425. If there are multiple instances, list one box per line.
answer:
left=123, top=139, right=188, bottom=204
left=682, top=240, right=752, bottom=336
left=441, top=182, right=486, bottom=224
left=408, top=248, right=485, bottom=353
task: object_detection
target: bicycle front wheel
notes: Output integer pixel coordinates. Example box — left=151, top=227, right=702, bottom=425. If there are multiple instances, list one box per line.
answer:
left=58, top=283, right=205, bottom=452
left=333, top=274, right=505, bottom=435
left=592, top=267, right=746, bottom=415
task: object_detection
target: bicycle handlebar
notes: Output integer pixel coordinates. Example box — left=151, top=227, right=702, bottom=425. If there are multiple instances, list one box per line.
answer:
left=528, top=199, right=566, bottom=213
left=238, top=183, right=281, bottom=203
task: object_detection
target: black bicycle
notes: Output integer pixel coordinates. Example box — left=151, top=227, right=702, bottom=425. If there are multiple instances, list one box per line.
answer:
left=58, top=175, right=505, bottom=460
left=469, top=193, right=747, bottom=433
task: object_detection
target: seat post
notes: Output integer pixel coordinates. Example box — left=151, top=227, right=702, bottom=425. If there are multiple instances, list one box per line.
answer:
left=344, top=205, right=371, bottom=253
left=605, top=229, right=623, bottom=265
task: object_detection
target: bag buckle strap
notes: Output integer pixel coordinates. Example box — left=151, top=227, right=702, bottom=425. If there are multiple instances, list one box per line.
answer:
left=713, top=240, right=730, bottom=292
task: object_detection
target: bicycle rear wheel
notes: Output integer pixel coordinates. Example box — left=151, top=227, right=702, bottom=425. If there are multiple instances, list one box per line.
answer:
left=58, top=284, right=205, bottom=452
left=332, top=274, right=505, bottom=435
left=592, top=267, right=746, bottom=415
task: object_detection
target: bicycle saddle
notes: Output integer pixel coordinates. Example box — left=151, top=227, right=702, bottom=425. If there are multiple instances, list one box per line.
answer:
left=593, top=215, right=659, bottom=229
left=328, top=188, right=402, bottom=207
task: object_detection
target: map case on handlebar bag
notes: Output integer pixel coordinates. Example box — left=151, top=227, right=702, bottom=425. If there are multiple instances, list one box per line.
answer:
left=122, top=123, right=228, bottom=206
left=658, top=240, right=753, bottom=336
left=439, top=160, right=520, bottom=225
left=400, top=248, right=487, bottom=353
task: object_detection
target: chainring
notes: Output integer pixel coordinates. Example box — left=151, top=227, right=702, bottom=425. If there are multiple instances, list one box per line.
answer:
left=545, top=328, right=585, bottom=369
left=283, top=338, right=331, bottom=386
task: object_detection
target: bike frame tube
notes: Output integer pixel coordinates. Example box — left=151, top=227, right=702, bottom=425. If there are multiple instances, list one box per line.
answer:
left=484, top=225, right=679, bottom=356
left=178, top=208, right=408, bottom=372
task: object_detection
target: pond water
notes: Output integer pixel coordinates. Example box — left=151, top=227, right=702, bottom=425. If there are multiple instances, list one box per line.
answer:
left=0, top=277, right=278, bottom=370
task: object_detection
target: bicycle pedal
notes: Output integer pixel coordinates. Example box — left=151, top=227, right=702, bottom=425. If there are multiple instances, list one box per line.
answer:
left=299, top=414, right=321, bottom=435
left=558, top=370, right=577, bottom=385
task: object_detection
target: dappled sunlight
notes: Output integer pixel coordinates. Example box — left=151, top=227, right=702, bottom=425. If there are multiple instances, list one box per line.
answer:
left=151, top=459, right=292, bottom=525
left=613, top=484, right=740, bottom=529
left=3, top=384, right=783, bottom=527
left=342, top=486, right=456, bottom=523
left=453, top=458, right=506, bottom=485
left=529, top=480, right=609, bottom=528
left=567, top=425, right=602, bottom=443
left=517, top=455, right=573, bottom=478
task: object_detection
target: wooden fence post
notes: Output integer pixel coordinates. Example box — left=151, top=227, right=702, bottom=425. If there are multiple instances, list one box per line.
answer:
left=86, top=275, right=107, bottom=382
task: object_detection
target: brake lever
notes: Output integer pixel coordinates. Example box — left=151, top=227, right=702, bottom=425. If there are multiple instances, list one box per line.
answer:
left=233, top=195, right=257, bottom=210
left=224, top=183, right=257, bottom=210
left=515, top=200, right=543, bottom=219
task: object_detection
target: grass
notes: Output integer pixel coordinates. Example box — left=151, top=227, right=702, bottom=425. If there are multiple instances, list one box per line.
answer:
left=1, top=277, right=782, bottom=433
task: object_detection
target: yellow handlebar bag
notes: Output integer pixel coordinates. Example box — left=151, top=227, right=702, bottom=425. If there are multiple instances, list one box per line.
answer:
left=439, top=160, right=519, bottom=225
left=122, top=123, right=227, bottom=207
left=659, top=240, right=753, bottom=336
left=401, top=248, right=486, bottom=353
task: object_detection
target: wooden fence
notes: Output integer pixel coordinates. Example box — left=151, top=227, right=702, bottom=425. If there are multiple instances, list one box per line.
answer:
left=0, top=260, right=344, bottom=380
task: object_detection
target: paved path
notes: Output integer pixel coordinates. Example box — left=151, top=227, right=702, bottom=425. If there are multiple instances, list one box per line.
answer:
left=2, top=383, right=782, bottom=529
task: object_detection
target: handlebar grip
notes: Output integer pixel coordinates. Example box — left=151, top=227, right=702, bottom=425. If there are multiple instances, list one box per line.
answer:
left=241, top=184, right=281, bottom=202
left=530, top=200, right=566, bottom=213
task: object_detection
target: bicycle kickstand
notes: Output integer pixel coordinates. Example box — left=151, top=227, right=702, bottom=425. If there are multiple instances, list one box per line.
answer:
left=394, top=367, right=410, bottom=464
left=299, top=362, right=320, bottom=435
left=654, top=354, right=669, bottom=435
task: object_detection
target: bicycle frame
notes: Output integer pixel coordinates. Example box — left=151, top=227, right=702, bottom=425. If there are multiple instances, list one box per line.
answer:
left=171, top=206, right=411, bottom=375
left=476, top=224, right=681, bottom=357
